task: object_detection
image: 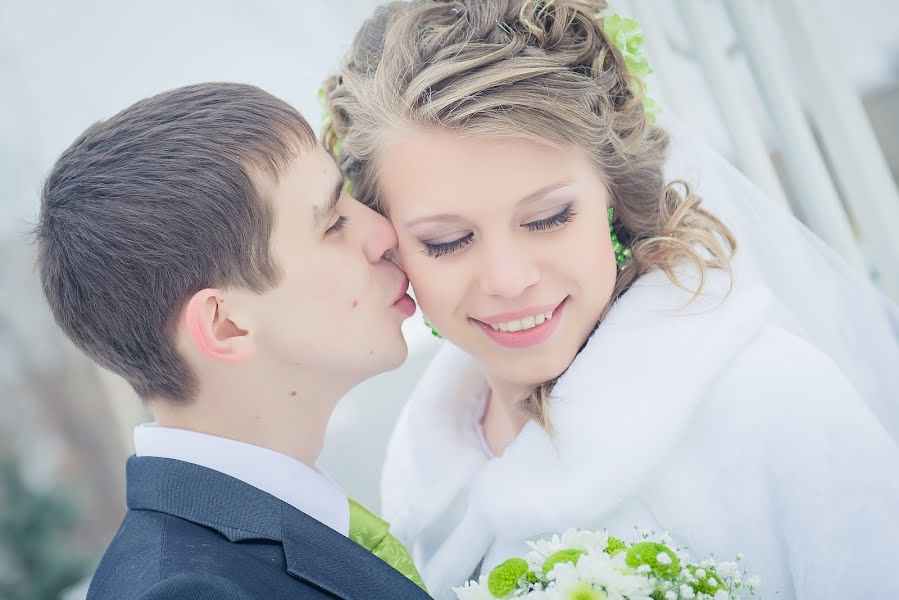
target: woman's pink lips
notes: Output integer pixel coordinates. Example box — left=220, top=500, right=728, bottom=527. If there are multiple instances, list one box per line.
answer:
left=472, top=298, right=567, bottom=349
left=478, top=302, right=563, bottom=325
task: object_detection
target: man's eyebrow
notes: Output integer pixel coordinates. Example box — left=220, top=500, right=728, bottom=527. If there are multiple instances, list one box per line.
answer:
left=403, top=181, right=573, bottom=227
left=312, top=176, right=344, bottom=229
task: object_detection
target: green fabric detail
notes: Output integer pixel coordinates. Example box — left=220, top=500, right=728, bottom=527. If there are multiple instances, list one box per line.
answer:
left=347, top=498, right=427, bottom=592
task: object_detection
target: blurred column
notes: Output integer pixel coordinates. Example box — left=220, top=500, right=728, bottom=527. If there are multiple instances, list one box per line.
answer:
left=675, top=0, right=792, bottom=211
left=723, top=0, right=867, bottom=271
left=771, top=0, right=899, bottom=299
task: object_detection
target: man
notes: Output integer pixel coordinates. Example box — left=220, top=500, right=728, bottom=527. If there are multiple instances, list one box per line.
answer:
left=35, top=82, right=426, bottom=599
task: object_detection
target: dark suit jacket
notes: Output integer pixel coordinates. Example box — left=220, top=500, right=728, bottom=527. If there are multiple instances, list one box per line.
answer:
left=87, top=456, right=432, bottom=599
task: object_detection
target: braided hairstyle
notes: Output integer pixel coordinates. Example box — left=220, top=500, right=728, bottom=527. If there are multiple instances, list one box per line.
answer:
left=322, top=0, right=736, bottom=430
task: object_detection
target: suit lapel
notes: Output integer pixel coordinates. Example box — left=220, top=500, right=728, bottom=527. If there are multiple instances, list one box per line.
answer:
left=127, top=456, right=431, bottom=599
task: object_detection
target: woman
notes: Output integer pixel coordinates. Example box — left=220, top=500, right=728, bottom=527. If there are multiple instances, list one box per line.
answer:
left=321, top=1, right=899, bottom=598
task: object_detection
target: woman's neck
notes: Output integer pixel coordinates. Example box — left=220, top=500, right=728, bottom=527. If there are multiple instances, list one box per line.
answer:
left=480, top=376, right=533, bottom=457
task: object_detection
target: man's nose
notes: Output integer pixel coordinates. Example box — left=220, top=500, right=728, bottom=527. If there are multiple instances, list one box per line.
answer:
left=356, top=202, right=399, bottom=264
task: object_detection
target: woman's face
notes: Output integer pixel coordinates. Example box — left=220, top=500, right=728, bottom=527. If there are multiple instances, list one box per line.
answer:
left=378, top=129, right=618, bottom=386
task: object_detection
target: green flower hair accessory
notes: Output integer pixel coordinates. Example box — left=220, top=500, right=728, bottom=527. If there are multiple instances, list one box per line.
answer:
left=602, top=14, right=659, bottom=125
left=318, top=85, right=353, bottom=195
left=317, top=86, right=343, bottom=158
left=487, top=557, right=529, bottom=598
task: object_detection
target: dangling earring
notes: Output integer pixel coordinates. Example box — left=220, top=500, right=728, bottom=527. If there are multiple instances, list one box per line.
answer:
left=423, top=315, right=442, bottom=338
left=608, top=207, right=632, bottom=268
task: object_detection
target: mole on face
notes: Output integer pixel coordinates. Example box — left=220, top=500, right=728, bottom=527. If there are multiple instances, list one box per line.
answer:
left=289, top=390, right=297, bottom=397
left=352, top=299, right=358, bottom=309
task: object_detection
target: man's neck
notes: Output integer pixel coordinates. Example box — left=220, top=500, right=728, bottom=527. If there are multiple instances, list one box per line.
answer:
left=150, top=375, right=349, bottom=467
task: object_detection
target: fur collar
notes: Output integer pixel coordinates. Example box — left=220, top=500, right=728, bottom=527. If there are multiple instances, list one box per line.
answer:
left=385, top=267, right=775, bottom=543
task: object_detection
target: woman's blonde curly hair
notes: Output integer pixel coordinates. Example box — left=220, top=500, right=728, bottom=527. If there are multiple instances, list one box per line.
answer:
left=322, top=0, right=736, bottom=431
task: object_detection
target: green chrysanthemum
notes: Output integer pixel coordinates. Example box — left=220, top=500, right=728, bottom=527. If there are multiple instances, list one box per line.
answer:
left=603, top=536, right=627, bottom=556
left=543, top=548, right=588, bottom=576
left=688, top=565, right=723, bottom=595
left=625, top=542, right=680, bottom=580
left=487, top=558, right=529, bottom=598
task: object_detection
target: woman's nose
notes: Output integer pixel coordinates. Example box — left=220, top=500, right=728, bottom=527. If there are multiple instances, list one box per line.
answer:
left=478, top=243, right=540, bottom=298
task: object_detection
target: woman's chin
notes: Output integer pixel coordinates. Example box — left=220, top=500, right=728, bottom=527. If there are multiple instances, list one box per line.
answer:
left=487, top=354, right=573, bottom=388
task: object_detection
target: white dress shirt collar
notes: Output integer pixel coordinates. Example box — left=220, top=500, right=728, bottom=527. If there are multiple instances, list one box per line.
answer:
left=133, top=422, right=350, bottom=537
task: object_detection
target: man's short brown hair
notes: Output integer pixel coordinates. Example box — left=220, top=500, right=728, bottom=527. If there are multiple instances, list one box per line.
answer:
left=35, top=83, right=315, bottom=401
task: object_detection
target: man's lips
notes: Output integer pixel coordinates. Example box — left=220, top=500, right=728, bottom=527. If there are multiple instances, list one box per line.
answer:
left=391, top=276, right=411, bottom=305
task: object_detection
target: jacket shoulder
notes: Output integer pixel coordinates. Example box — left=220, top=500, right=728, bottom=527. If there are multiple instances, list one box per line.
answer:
left=136, top=572, right=256, bottom=600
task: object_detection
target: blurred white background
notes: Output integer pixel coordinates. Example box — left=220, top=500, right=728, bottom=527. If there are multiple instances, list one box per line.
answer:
left=1, top=1, right=897, bottom=598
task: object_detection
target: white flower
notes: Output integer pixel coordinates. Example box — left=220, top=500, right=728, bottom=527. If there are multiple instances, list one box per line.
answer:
left=526, top=529, right=609, bottom=572
left=554, top=551, right=653, bottom=600
left=715, top=562, right=738, bottom=579
left=713, top=591, right=729, bottom=600
left=695, top=569, right=706, bottom=579
left=746, top=575, right=761, bottom=592
left=735, top=553, right=745, bottom=561
left=679, top=584, right=696, bottom=599
left=664, top=592, right=677, bottom=600
left=453, top=576, right=493, bottom=600
left=656, top=552, right=672, bottom=566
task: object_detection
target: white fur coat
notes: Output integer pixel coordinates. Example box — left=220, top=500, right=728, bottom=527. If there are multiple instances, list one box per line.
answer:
left=381, top=267, right=899, bottom=600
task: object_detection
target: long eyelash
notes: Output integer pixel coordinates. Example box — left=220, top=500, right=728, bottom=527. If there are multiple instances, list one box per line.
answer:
left=525, top=205, right=577, bottom=231
left=326, top=216, right=347, bottom=235
left=422, top=233, right=474, bottom=258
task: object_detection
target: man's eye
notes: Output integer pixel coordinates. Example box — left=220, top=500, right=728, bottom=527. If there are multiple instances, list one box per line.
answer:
left=326, top=216, right=348, bottom=235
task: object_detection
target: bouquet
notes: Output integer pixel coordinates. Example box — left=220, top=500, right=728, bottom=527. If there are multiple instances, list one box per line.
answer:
left=454, top=529, right=760, bottom=600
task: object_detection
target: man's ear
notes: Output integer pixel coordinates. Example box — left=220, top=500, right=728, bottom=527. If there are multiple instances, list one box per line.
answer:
left=183, top=289, right=255, bottom=362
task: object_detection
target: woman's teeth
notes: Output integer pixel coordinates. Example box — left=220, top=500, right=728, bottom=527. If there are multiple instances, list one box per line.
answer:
left=489, top=310, right=553, bottom=332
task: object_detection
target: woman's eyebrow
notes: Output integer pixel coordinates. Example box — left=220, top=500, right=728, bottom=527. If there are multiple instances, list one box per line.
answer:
left=403, top=181, right=573, bottom=227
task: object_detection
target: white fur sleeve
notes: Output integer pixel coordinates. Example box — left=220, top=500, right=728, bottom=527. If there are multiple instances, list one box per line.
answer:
left=718, top=326, right=899, bottom=598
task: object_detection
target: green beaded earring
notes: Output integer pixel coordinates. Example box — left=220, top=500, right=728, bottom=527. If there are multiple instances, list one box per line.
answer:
left=423, top=316, right=442, bottom=338
left=609, top=207, right=632, bottom=268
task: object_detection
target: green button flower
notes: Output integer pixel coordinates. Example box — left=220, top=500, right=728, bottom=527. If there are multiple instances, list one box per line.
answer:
left=625, top=542, right=680, bottom=580
left=543, top=548, right=588, bottom=576
left=487, top=557, right=529, bottom=598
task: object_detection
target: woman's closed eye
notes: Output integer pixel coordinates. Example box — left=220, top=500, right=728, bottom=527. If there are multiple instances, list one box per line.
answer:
left=523, top=203, right=577, bottom=231
left=421, top=232, right=474, bottom=258
left=420, top=204, right=577, bottom=258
